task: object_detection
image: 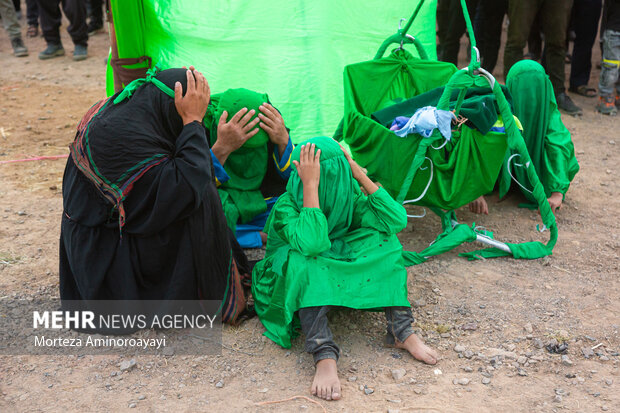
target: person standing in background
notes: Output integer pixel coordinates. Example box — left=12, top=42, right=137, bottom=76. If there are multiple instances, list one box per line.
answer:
left=568, top=0, right=603, bottom=98
left=0, top=0, right=28, bottom=56
left=37, top=0, right=88, bottom=60
left=597, top=0, right=620, bottom=115
left=504, top=0, right=582, bottom=116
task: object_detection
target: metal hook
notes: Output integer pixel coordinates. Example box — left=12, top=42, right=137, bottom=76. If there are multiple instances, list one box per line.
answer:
left=398, top=18, right=406, bottom=31
left=398, top=34, right=416, bottom=51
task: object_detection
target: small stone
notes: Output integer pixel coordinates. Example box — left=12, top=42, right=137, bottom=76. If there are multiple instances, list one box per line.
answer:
left=524, top=323, right=533, bottom=334
left=391, top=368, right=406, bottom=381
left=387, top=409, right=400, bottom=413
left=479, top=304, right=486, bottom=309
left=433, top=369, right=442, bottom=375
left=604, top=378, right=613, bottom=386
left=412, top=298, right=426, bottom=307
left=561, top=355, right=573, bottom=366
left=17, top=211, right=27, bottom=216
left=609, top=140, right=616, bottom=145
left=482, top=377, right=491, bottom=385
left=348, top=376, right=357, bottom=382
left=517, top=368, right=528, bottom=376
left=258, top=388, right=268, bottom=393
left=387, top=399, right=401, bottom=403
left=533, top=338, right=544, bottom=349
left=364, top=386, right=374, bottom=395
left=462, top=366, right=473, bottom=373
left=128, top=403, right=137, bottom=408
left=553, top=395, right=562, bottom=403
left=602, top=405, right=609, bottom=411
left=137, top=395, right=145, bottom=400
left=461, top=322, right=478, bottom=331
left=119, top=359, right=136, bottom=372
left=215, top=380, right=224, bottom=388
left=582, top=347, right=595, bottom=359
left=517, top=356, right=527, bottom=365
left=454, top=344, right=466, bottom=353
left=463, top=350, right=474, bottom=359
left=453, top=378, right=470, bottom=386
left=599, top=355, right=609, bottom=361
left=162, top=346, right=175, bottom=356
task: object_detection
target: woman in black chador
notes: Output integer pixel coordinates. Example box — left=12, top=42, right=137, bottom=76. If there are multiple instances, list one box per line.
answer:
left=60, top=66, right=250, bottom=325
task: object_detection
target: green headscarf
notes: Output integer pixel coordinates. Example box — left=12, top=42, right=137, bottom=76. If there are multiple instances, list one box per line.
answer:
left=203, top=88, right=272, bottom=228
left=287, top=137, right=358, bottom=240
left=500, top=60, right=579, bottom=202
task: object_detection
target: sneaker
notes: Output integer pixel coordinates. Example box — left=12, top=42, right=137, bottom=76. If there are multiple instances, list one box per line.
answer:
left=596, top=96, right=618, bottom=116
left=73, top=44, right=88, bottom=61
left=11, top=37, right=28, bottom=57
left=615, top=94, right=619, bottom=109
left=556, top=92, right=583, bottom=116
left=39, top=43, right=65, bottom=60
left=87, top=21, right=104, bottom=36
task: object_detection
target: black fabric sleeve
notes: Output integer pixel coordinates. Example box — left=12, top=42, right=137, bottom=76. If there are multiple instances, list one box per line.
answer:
left=122, top=122, right=214, bottom=235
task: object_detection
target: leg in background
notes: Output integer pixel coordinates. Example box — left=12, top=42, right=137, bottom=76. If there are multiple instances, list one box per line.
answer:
left=505, top=0, right=540, bottom=76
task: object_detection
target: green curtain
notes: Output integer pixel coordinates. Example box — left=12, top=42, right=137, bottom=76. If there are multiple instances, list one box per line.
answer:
left=108, top=0, right=438, bottom=141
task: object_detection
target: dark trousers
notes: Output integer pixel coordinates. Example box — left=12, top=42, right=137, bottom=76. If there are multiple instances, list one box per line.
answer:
left=26, top=0, right=39, bottom=27
left=474, top=0, right=508, bottom=73
left=37, top=0, right=87, bottom=47
left=87, top=0, right=102, bottom=25
left=569, top=0, right=603, bottom=89
left=299, top=306, right=415, bottom=364
left=437, top=0, right=480, bottom=66
left=504, top=0, right=574, bottom=94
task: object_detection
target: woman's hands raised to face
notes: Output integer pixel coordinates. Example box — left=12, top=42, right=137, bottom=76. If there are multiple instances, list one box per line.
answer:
left=293, top=144, right=322, bottom=209
left=174, top=67, right=210, bottom=125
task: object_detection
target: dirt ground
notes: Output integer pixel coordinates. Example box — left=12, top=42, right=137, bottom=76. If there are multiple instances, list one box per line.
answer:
left=0, top=13, right=619, bottom=413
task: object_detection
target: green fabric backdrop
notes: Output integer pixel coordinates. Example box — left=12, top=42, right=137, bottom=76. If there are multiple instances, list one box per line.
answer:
left=107, top=0, right=437, bottom=141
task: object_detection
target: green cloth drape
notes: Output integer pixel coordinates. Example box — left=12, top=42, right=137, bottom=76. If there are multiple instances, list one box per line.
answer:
left=252, top=137, right=410, bottom=348
left=499, top=60, right=579, bottom=203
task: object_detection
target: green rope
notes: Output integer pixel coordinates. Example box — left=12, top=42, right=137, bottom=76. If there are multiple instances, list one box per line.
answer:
left=112, top=64, right=175, bottom=104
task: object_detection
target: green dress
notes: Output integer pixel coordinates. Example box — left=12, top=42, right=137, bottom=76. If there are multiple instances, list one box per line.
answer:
left=252, top=137, right=411, bottom=348
left=499, top=60, right=580, bottom=203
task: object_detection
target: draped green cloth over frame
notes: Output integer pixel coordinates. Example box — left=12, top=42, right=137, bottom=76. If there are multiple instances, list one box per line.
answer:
left=252, top=137, right=410, bottom=348
left=203, top=88, right=271, bottom=229
left=499, top=60, right=580, bottom=204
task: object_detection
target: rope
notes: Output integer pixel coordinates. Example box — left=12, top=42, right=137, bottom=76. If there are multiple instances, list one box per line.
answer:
left=255, top=396, right=327, bottom=412
left=0, top=154, right=68, bottom=164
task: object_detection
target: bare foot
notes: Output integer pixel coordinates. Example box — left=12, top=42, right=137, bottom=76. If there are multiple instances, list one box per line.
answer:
left=395, top=334, right=438, bottom=365
left=310, top=358, right=341, bottom=401
left=468, top=196, right=488, bottom=215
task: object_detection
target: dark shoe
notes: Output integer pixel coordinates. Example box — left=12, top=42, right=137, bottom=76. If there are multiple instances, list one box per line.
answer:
left=73, top=44, right=88, bottom=61
left=39, top=43, right=65, bottom=60
left=615, top=94, right=619, bottom=109
left=87, top=21, right=104, bottom=36
left=11, top=37, right=28, bottom=57
left=556, top=92, right=582, bottom=116
left=596, top=96, right=618, bottom=116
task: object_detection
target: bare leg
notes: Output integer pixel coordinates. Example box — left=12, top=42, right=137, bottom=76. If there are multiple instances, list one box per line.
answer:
left=395, top=333, right=439, bottom=365
left=311, top=358, right=341, bottom=401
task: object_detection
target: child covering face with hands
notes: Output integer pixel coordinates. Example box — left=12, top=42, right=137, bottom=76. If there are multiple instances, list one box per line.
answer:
left=252, top=137, right=438, bottom=402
